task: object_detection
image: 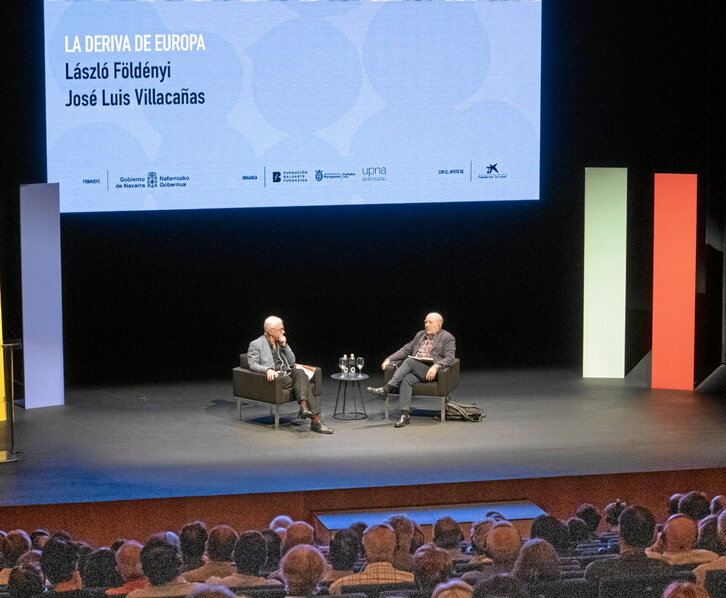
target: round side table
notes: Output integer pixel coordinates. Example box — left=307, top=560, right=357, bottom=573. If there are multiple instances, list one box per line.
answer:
left=330, top=373, right=369, bottom=420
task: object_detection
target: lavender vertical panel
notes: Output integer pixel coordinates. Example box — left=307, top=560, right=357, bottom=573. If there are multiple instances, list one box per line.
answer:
left=20, top=183, right=64, bottom=408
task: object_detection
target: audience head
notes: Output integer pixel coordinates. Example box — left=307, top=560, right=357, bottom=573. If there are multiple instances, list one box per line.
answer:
left=110, top=539, right=127, bottom=553
left=82, top=547, right=123, bottom=588
left=29, top=530, right=50, bottom=552
left=140, top=535, right=182, bottom=586
left=180, top=521, right=208, bottom=564
left=206, top=525, right=237, bottom=562
left=470, top=518, right=496, bottom=555
left=472, top=573, right=529, bottom=598
left=669, top=494, right=685, bottom=516
left=411, top=523, right=425, bottom=554
left=661, top=514, right=698, bottom=553
left=387, top=515, right=415, bottom=555
left=679, top=492, right=711, bottom=521
left=16, top=551, right=41, bottom=569
left=662, top=581, right=709, bottom=598
left=431, top=580, right=472, bottom=598
left=1, top=530, right=32, bottom=569
left=511, top=538, right=559, bottom=583
left=695, top=515, right=722, bottom=553
left=565, top=517, right=590, bottom=544
left=484, top=522, right=522, bottom=564
left=115, top=540, right=144, bottom=582
left=232, top=531, right=267, bottom=576
left=529, top=515, right=569, bottom=555
left=258, top=529, right=282, bottom=570
left=433, top=517, right=464, bottom=550
left=619, top=505, right=656, bottom=550
left=280, top=544, right=325, bottom=596
left=189, top=584, right=237, bottom=598
left=574, top=503, right=600, bottom=535
left=282, top=521, right=314, bottom=553
left=269, top=515, right=294, bottom=531
left=710, top=495, right=725, bottom=515
left=40, top=536, right=80, bottom=585
left=604, top=500, right=626, bottom=529
left=328, top=529, right=360, bottom=572
left=362, top=524, right=397, bottom=563
left=8, top=564, right=45, bottom=598
left=412, top=546, right=453, bottom=591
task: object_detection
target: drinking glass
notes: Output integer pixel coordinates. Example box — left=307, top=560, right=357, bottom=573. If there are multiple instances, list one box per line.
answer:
left=338, top=357, right=347, bottom=374
left=356, top=356, right=364, bottom=376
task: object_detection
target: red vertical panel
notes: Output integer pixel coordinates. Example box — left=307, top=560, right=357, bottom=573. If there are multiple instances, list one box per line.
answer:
left=652, top=174, right=697, bottom=390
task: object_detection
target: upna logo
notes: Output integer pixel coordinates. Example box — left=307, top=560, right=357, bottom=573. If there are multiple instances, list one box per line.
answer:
left=362, top=166, right=386, bottom=176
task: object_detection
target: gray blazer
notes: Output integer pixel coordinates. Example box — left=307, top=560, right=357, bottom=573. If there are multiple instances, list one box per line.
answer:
left=247, top=335, right=296, bottom=373
left=387, top=329, right=456, bottom=370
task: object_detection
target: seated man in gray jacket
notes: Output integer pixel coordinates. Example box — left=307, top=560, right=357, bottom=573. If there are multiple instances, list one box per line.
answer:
left=367, top=312, right=456, bottom=428
left=248, top=316, right=333, bottom=434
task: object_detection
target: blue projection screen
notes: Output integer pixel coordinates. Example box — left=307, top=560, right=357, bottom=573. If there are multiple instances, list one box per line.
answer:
left=44, top=0, right=541, bottom=213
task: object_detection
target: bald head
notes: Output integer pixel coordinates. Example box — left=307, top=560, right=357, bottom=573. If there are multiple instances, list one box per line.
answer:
left=424, top=313, right=444, bottom=335
left=485, top=521, right=521, bottom=564
left=283, top=522, right=314, bottom=552
left=264, top=316, right=283, bottom=332
left=662, top=515, right=697, bottom=553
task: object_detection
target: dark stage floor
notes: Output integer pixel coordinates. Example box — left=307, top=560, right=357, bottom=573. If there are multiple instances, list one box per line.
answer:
left=2, top=369, right=725, bottom=507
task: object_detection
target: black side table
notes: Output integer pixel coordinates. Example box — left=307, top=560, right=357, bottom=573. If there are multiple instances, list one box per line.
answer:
left=331, top=373, right=369, bottom=420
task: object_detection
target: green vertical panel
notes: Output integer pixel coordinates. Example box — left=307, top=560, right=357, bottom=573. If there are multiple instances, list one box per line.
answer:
left=583, top=168, right=628, bottom=378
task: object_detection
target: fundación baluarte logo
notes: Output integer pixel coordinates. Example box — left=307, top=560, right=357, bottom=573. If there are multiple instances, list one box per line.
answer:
left=272, top=172, right=281, bottom=183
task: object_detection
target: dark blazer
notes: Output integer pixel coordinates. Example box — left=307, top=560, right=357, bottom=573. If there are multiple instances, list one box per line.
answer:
left=387, top=329, right=456, bottom=370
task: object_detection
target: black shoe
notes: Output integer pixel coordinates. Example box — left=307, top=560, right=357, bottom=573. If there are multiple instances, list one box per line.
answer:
left=394, top=413, right=410, bottom=428
left=311, top=420, right=334, bottom=434
left=298, top=403, right=314, bottom=420
left=366, top=386, right=388, bottom=399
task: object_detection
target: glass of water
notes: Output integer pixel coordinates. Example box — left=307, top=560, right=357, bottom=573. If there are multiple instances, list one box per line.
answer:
left=356, top=356, right=364, bottom=376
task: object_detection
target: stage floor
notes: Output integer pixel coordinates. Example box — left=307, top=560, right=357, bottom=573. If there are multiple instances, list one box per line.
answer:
left=2, top=369, right=725, bottom=507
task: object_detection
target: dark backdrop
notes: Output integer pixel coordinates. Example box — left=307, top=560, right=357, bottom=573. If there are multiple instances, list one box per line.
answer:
left=1, top=1, right=724, bottom=386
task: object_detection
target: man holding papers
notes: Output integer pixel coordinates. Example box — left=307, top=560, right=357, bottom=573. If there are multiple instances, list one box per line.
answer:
left=367, top=313, right=456, bottom=428
left=248, top=315, right=333, bottom=434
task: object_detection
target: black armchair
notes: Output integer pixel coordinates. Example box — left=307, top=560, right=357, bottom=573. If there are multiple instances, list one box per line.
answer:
left=232, top=353, right=323, bottom=430
left=382, top=358, right=460, bottom=422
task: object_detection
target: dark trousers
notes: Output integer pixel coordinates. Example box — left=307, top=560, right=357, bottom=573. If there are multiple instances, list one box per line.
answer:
left=279, top=369, right=320, bottom=414
left=387, top=357, right=432, bottom=412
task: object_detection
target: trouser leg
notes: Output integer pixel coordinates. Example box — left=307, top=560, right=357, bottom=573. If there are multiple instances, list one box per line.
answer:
left=289, top=368, right=320, bottom=414
left=388, top=358, right=431, bottom=412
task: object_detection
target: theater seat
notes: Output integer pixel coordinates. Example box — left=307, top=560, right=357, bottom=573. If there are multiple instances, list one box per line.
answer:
left=705, top=569, right=726, bottom=598
left=232, top=353, right=323, bottom=430
left=341, top=582, right=419, bottom=598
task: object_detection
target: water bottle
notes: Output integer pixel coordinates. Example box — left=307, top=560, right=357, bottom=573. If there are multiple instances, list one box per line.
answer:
left=341, top=354, right=348, bottom=375
left=349, top=353, right=356, bottom=376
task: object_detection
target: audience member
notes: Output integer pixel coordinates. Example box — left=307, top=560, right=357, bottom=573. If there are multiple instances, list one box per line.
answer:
left=82, top=548, right=123, bottom=588
left=431, top=518, right=466, bottom=560
left=207, top=531, right=275, bottom=588
left=529, top=515, right=569, bottom=556
left=468, top=519, right=495, bottom=564
left=107, top=540, right=148, bottom=595
left=461, top=522, right=521, bottom=586
left=472, top=573, right=528, bottom=598
left=322, top=529, right=360, bottom=583
left=693, top=509, right=726, bottom=585
left=8, top=564, right=45, bottom=598
left=679, top=492, right=711, bottom=522
left=183, top=526, right=237, bottom=583
left=646, top=514, right=718, bottom=566
left=280, top=544, right=325, bottom=597
left=510, top=539, right=559, bottom=584
left=574, top=504, right=601, bottom=537
left=710, top=495, right=725, bottom=516
left=603, top=501, right=627, bottom=532
left=669, top=494, right=685, bottom=516
left=16, top=551, right=42, bottom=570
left=29, top=530, right=51, bottom=552
left=431, top=580, right=472, bottom=598
left=585, top=505, right=671, bottom=586
left=127, top=535, right=201, bottom=598
left=269, top=516, right=293, bottom=531
left=266, top=521, right=315, bottom=582
left=662, top=581, right=710, bottom=598
left=695, top=515, right=723, bottom=554
left=179, top=522, right=208, bottom=574
left=1, top=530, right=32, bottom=584
left=411, top=523, right=425, bottom=555
left=258, top=529, right=282, bottom=572
left=412, top=547, right=453, bottom=596
left=565, top=517, right=590, bottom=545
left=40, top=536, right=94, bottom=598
left=329, top=524, right=414, bottom=594
left=387, top=515, right=415, bottom=571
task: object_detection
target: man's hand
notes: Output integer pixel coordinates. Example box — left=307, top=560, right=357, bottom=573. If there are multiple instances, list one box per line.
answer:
left=278, top=333, right=287, bottom=347
left=425, top=365, right=438, bottom=381
left=381, top=358, right=390, bottom=371
left=266, top=369, right=278, bottom=381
